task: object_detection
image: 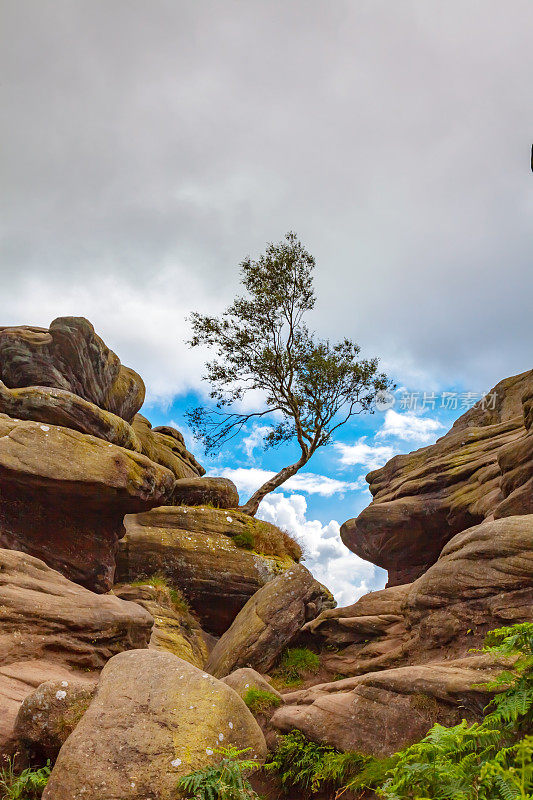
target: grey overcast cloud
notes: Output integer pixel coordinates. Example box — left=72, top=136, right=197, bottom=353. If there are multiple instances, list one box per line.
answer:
left=1, top=0, right=532, bottom=403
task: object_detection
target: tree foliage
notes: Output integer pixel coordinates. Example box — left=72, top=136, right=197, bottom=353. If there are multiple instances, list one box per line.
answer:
left=187, top=232, right=392, bottom=515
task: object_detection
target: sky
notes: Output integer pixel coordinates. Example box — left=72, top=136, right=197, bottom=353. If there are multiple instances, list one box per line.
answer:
left=1, top=1, right=532, bottom=605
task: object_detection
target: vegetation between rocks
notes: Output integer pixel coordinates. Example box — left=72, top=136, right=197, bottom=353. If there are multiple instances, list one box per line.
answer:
left=243, top=688, right=282, bottom=716
left=0, top=758, right=50, bottom=800
left=180, top=623, right=533, bottom=800
left=272, top=647, right=321, bottom=688
left=178, top=746, right=260, bottom=800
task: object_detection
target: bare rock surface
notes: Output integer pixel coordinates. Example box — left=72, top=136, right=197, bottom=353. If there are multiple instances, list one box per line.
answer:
left=206, top=564, right=335, bottom=677
left=117, top=506, right=302, bottom=635
left=341, top=370, right=533, bottom=585
left=0, top=414, right=175, bottom=591
left=221, top=668, right=283, bottom=702
left=14, top=679, right=97, bottom=763
left=42, top=650, right=267, bottom=800
left=0, top=317, right=145, bottom=422
left=0, top=549, right=153, bottom=754
left=271, top=654, right=505, bottom=756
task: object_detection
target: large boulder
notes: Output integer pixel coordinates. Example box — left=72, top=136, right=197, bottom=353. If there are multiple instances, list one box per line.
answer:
left=117, top=506, right=302, bottom=635
left=0, top=549, right=153, bottom=754
left=42, top=650, right=267, bottom=800
left=171, top=476, right=239, bottom=508
left=303, top=583, right=411, bottom=676
left=206, top=564, right=335, bottom=678
left=404, top=514, right=533, bottom=659
left=221, top=668, right=283, bottom=703
left=0, top=414, right=175, bottom=591
left=14, top=679, right=97, bottom=763
left=341, top=370, right=533, bottom=585
left=131, top=414, right=205, bottom=480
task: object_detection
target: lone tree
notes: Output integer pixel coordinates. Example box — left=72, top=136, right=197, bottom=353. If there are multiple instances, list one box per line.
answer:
left=187, top=232, right=392, bottom=516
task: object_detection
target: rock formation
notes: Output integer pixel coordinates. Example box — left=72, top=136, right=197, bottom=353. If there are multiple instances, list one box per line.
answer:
left=207, top=564, right=335, bottom=677
left=0, top=317, right=205, bottom=593
left=341, top=370, right=532, bottom=585
left=272, top=371, right=533, bottom=756
left=42, top=650, right=267, bottom=800
left=0, top=548, right=152, bottom=753
left=117, top=506, right=303, bottom=634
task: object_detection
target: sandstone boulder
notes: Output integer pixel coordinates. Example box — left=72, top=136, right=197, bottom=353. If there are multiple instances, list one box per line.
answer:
left=0, top=414, right=175, bottom=591
left=171, top=476, right=239, bottom=508
left=271, top=654, right=505, bottom=756
left=113, top=582, right=208, bottom=668
left=117, top=506, right=302, bottom=634
left=405, top=514, right=533, bottom=658
left=0, top=549, right=153, bottom=754
left=42, top=650, right=267, bottom=800
left=303, top=584, right=411, bottom=676
left=0, top=317, right=145, bottom=422
left=14, top=680, right=97, bottom=763
left=341, top=370, right=533, bottom=585
left=206, top=564, right=335, bottom=678
left=131, top=414, right=205, bottom=480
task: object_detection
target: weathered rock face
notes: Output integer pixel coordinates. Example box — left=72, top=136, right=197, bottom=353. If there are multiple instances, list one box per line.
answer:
left=271, top=654, right=504, bottom=756
left=14, top=680, right=97, bottom=763
left=0, top=414, right=175, bottom=591
left=131, top=414, right=205, bottom=480
left=113, top=583, right=208, bottom=668
left=171, top=476, right=239, bottom=508
left=117, top=506, right=302, bottom=635
left=341, top=370, right=533, bottom=585
left=303, top=584, right=411, bottom=677
left=207, top=564, right=336, bottom=678
left=0, top=549, right=153, bottom=754
left=0, top=318, right=145, bottom=422
left=43, top=650, right=267, bottom=800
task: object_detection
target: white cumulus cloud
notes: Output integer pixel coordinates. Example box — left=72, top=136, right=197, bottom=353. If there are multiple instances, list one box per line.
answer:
left=258, top=492, right=378, bottom=606
left=218, top=467, right=366, bottom=498
left=376, top=410, right=445, bottom=443
left=334, top=438, right=396, bottom=470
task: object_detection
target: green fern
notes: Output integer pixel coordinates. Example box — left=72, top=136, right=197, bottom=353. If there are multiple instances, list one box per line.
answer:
left=178, top=746, right=260, bottom=800
left=0, top=759, right=51, bottom=800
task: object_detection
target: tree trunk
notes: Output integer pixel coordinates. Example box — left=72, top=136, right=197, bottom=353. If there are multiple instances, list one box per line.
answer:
left=238, top=456, right=308, bottom=517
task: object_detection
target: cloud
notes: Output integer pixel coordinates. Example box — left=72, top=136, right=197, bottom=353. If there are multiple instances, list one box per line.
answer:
left=258, top=492, right=379, bottom=606
left=376, top=410, right=446, bottom=443
left=1, top=0, right=532, bottom=400
left=334, top=439, right=396, bottom=470
left=218, top=467, right=366, bottom=498
left=241, top=425, right=273, bottom=459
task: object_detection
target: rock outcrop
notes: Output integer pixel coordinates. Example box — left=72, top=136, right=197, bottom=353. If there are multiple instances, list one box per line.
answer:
left=341, top=370, right=533, bottom=585
left=171, top=476, right=239, bottom=508
left=0, top=414, right=175, bottom=592
left=207, top=564, right=335, bottom=677
left=117, top=506, right=303, bottom=634
left=43, top=650, right=267, bottom=800
left=0, top=549, right=153, bottom=753
left=113, top=582, right=208, bottom=668
left=271, top=654, right=505, bottom=756
left=0, top=317, right=206, bottom=592
left=274, top=372, right=533, bottom=756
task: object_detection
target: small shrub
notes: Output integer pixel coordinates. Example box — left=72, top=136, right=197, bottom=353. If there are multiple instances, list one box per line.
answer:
left=243, top=688, right=281, bottom=715
left=280, top=647, right=320, bottom=681
left=233, top=530, right=255, bottom=550
left=178, top=746, right=260, bottom=799
left=0, top=758, right=51, bottom=800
